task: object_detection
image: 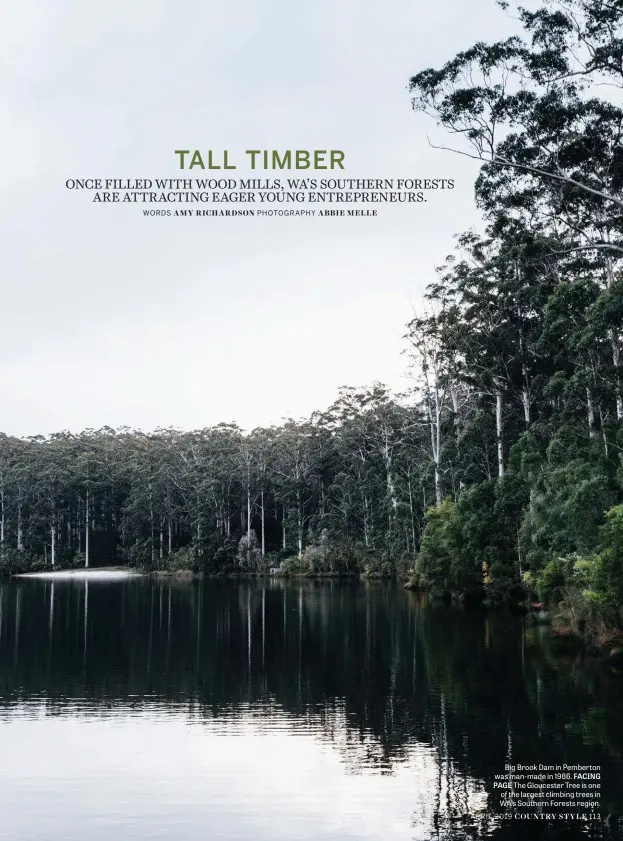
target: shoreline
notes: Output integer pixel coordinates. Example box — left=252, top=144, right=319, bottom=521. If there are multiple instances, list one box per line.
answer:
left=12, top=569, right=144, bottom=580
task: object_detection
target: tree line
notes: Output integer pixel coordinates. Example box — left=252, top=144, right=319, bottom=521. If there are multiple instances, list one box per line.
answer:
left=0, top=390, right=429, bottom=578
left=1, top=0, right=623, bottom=641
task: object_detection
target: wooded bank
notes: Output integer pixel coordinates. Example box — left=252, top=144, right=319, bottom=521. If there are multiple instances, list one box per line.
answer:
left=3, top=0, right=623, bottom=644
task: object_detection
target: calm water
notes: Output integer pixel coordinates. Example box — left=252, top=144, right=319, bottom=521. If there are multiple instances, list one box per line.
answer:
left=1, top=579, right=622, bottom=841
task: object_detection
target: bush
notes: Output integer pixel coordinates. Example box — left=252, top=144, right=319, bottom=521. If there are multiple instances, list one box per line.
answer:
left=69, top=552, right=86, bottom=569
left=536, top=557, right=569, bottom=605
left=165, top=545, right=197, bottom=571
left=301, top=529, right=332, bottom=572
left=556, top=586, right=609, bottom=642
left=416, top=499, right=457, bottom=597
left=519, top=434, right=616, bottom=572
left=120, top=538, right=152, bottom=568
left=535, top=518, right=623, bottom=644
left=280, top=555, right=306, bottom=575
left=237, top=531, right=263, bottom=571
left=0, top=548, right=45, bottom=575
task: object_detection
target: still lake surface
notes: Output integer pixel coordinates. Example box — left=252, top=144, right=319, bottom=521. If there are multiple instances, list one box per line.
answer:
left=0, top=578, right=622, bottom=841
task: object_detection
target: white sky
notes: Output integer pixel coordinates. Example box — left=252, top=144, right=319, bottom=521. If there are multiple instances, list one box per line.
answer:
left=1, top=0, right=518, bottom=436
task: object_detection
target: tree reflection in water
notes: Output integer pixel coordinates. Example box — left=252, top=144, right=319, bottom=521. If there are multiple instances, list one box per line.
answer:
left=0, top=579, right=621, bottom=840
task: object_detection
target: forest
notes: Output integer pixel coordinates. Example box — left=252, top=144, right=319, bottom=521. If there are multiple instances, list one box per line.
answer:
left=1, top=0, right=623, bottom=644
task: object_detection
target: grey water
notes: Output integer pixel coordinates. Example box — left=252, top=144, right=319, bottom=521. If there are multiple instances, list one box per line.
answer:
left=0, top=578, right=622, bottom=840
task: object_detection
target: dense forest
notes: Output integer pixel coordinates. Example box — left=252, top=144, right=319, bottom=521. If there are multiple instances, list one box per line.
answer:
left=1, top=0, right=623, bottom=642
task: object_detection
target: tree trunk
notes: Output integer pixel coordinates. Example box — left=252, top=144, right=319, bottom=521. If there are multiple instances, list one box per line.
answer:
left=587, top=386, right=596, bottom=439
left=260, top=489, right=265, bottom=557
left=386, top=465, right=398, bottom=515
left=611, top=335, right=623, bottom=421
left=428, top=396, right=443, bottom=506
left=603, top=256, right=623, bottom=420
left=85, top=488, right=90, bottom=568
left=434, top=461, right=441, bottom=506
left=50, top=524, right=56, bottom=568
left=168, top=519, right=172, bottom=555
left=522, top=376, right=531, bottom=426
left=598, top=403, right=609, bottom=457
left=518, top=315, right=531, bottom=426
left=0, top=485, right=4, bottom=557
left=408, top=475, right=416, bottom=551
left=451, top=388, right=465, bottom=491
left=150, top=502, right=155, bottom=565
left=296, top=491, right=303, bottom=560
left=17, top=503, right=23, bottom=552
left=246, top=487, right=252, bottom=567
left=495, top=389, right=505, bottom=478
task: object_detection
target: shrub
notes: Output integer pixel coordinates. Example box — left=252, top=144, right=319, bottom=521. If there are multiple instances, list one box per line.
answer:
left=237, top=531, right=263, bottom=571
left=301, top=529, right=332, bottom=572
left=280, top=555, right=306, bottom=575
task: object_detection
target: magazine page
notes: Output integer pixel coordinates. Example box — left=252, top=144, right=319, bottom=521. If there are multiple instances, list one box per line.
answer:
left=1, top=1, right=622, bottom=839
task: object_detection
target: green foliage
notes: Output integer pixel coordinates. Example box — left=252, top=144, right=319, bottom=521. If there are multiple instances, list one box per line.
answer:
left=416, top=479, right=526, bottom=603
left=163, top=545, right=198, bottom=572
left=590, top=505, right=623, bottom=624
left=404, top=0, right=623, bottom=632
left=535, top=557, right=569, bottom=605
left=237, top=531, right=263, bottom=571
left=416, top=499, right=458, bottom=597
left=70, top=553, right=87, bottom=568
left=279, top=555, right=306, bottom=576
left=0, top=548, right=41, bottom=576
left=301, top=529, right=332, bottom=573
left=520, top=431, right=616, bottom=572
left=531, top=505, right=623, bottom=643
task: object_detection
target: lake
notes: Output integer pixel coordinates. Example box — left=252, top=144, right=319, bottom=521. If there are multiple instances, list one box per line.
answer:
left=0, top=578, right=622, bottom=840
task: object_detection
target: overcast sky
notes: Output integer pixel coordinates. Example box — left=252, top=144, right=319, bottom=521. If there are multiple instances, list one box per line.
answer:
left=1, top=0, right=517, bottom=437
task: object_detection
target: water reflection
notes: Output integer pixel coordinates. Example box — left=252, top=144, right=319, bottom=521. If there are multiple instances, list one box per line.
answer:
left=0, top=579, right=621, bottom=840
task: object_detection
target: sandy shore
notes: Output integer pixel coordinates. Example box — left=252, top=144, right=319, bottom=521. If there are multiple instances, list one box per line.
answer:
left=13, top=569, right=143, bottom=580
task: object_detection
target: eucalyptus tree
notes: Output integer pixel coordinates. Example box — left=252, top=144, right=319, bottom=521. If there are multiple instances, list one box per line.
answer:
left=473, top=100, right=623, bottom=421
left=152, top=428, right=183, bottom=557
left=0, top=435, right=14, bottom=561
left=238, top=433, right=256, bottom=568
left=249, top=427, right=277, bottom=557
left=272, top=420, right=318, bottom=559
left=409, top=0, right=623, bottom=243
left=405, top=286, right=464, bottom=501
left=358, top=384, right=404, bottom=525
left=511, top=0, right=623, bottom=88
left=7, top=438, right=33, bottom=554
left=323, top=387, right=386, bottom=547
left=170, top=429, right=217, bottom=552
left=29, top=435, right=74, bottom=567
left=538, top=257, right=615, bottom=446
left=73, top=431, right=106, bottom=567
